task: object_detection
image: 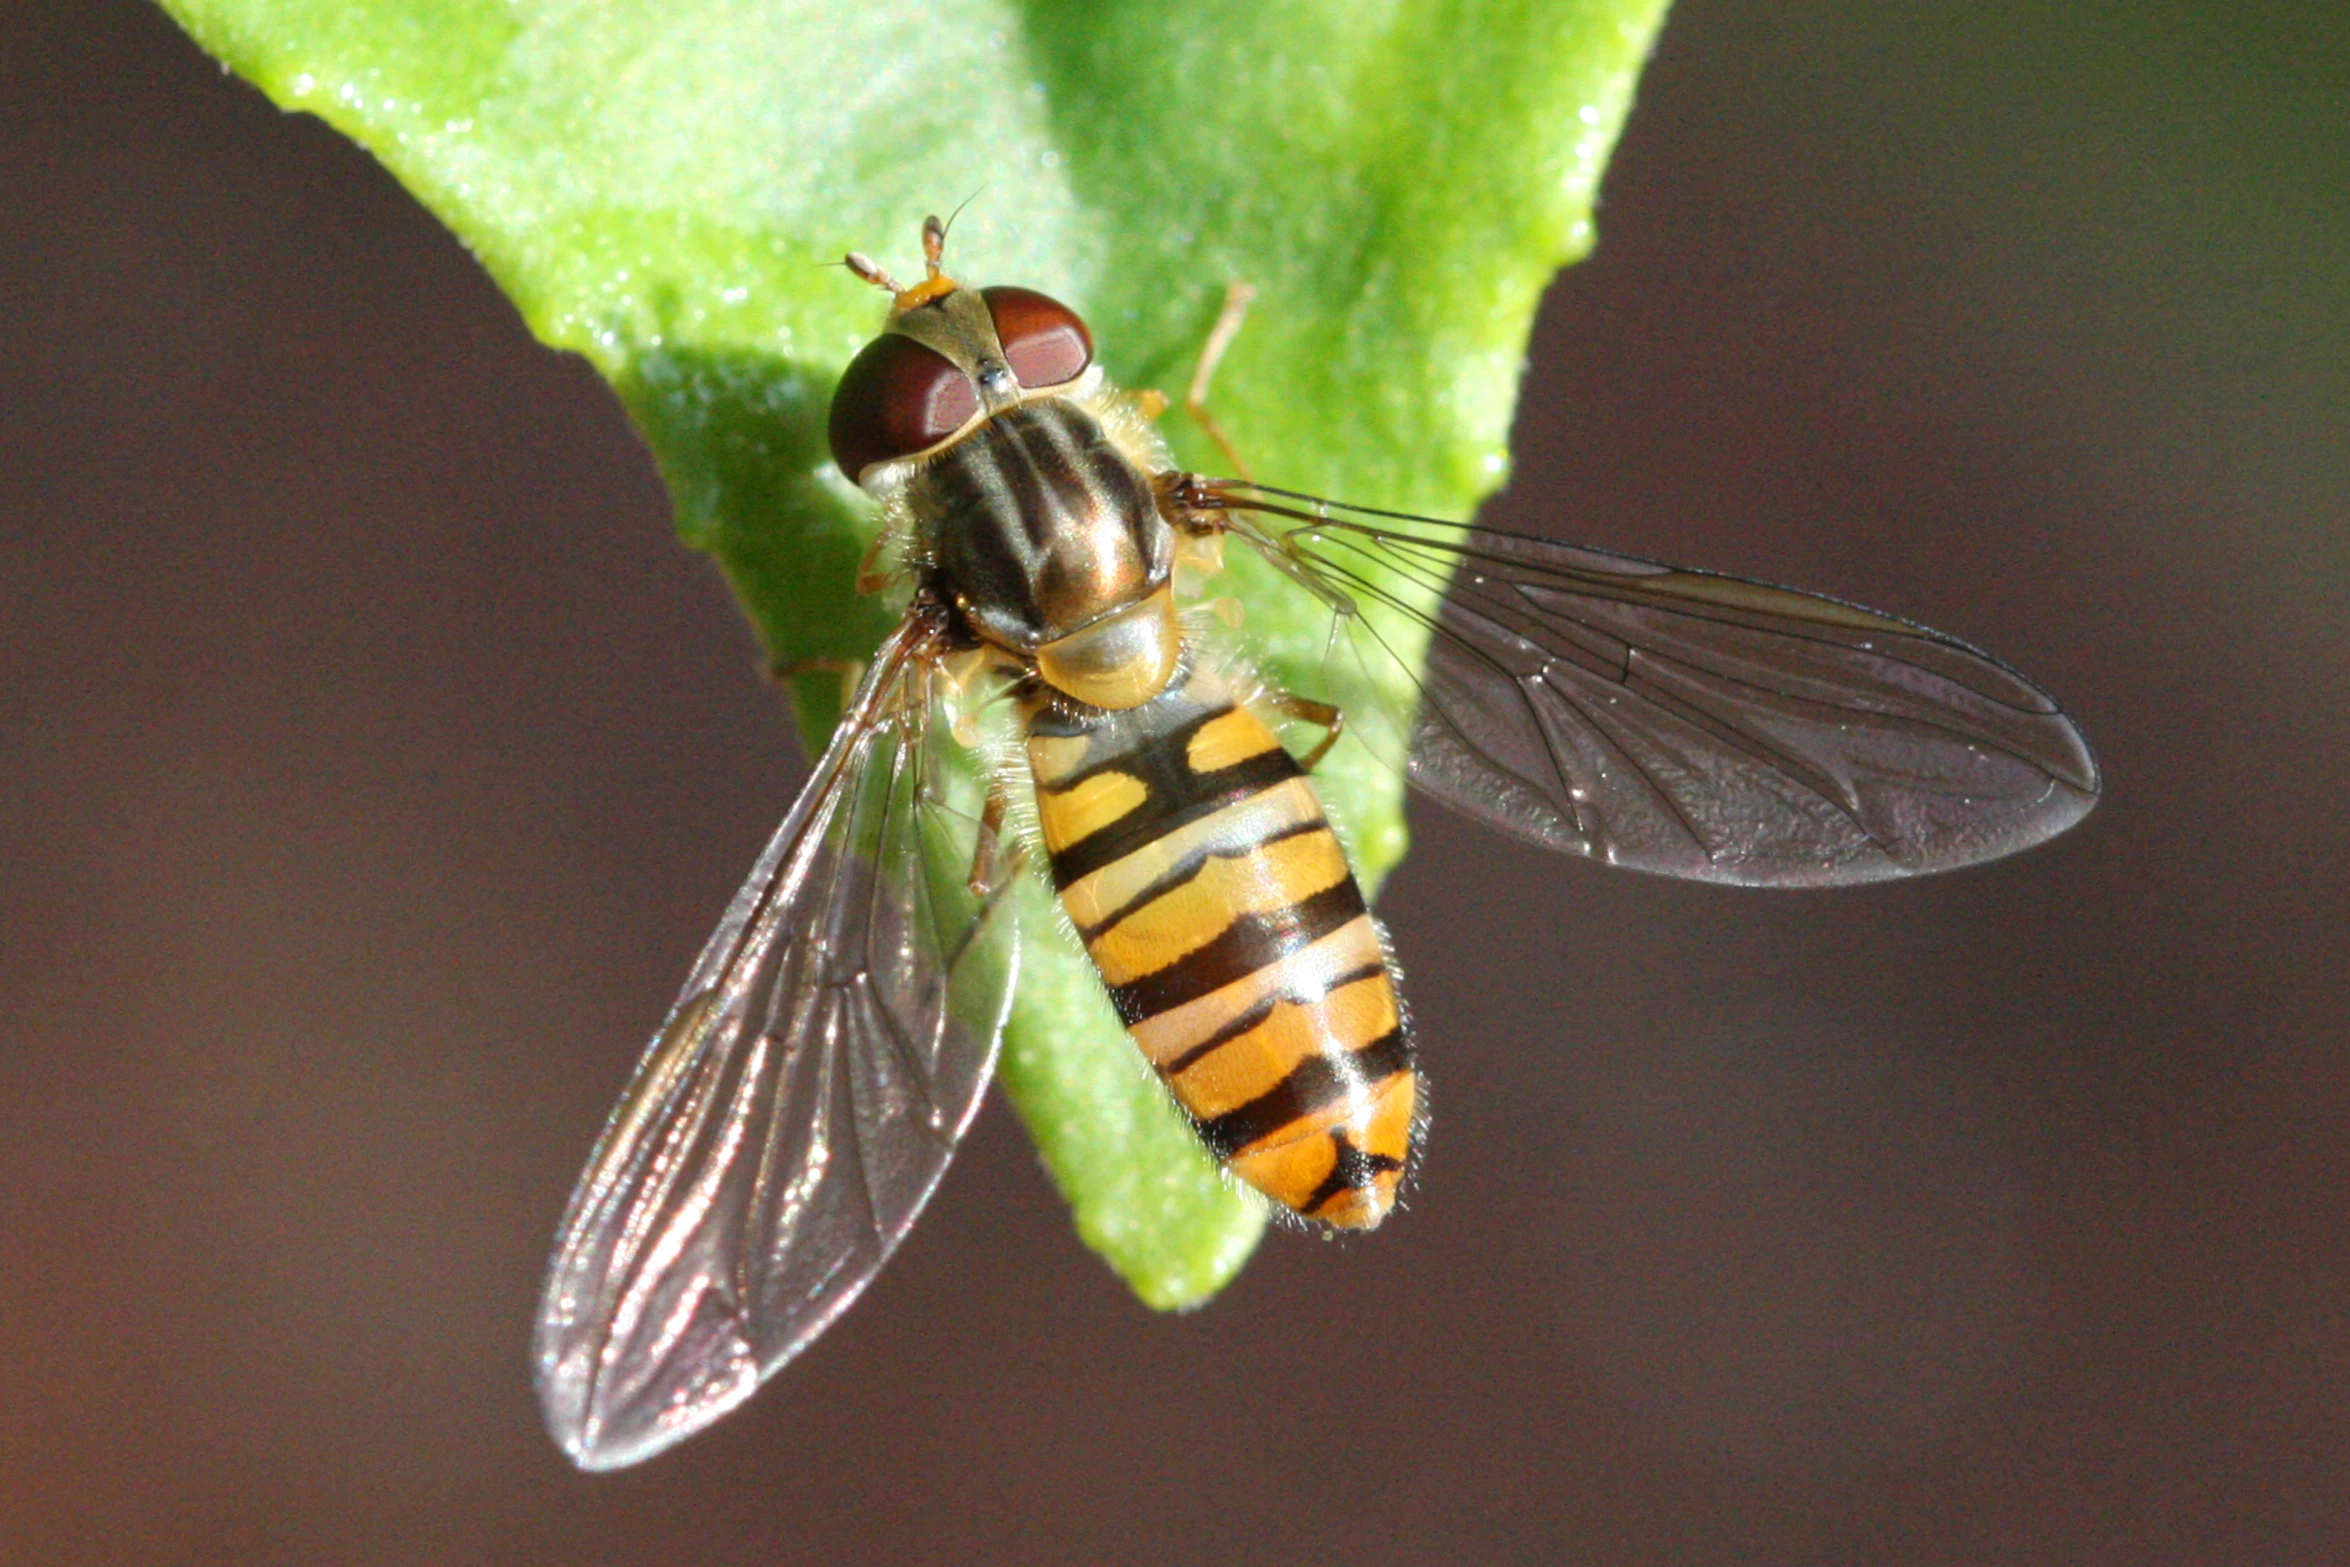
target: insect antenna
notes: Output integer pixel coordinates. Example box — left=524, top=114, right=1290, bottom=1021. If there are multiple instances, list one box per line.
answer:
left=844, top=250, right=904, bottom=294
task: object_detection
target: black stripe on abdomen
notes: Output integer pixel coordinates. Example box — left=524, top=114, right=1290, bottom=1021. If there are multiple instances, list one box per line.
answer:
left=1045, top=711, right=1302, bottom=889
left=1159, top=959, right=1390, bottom=1076
left=1104, top=877, right=1368, bottom=1025
left=1073, top=817, right=1331, bottom=944
left=1195, top=1027, right=1415, bottom=1160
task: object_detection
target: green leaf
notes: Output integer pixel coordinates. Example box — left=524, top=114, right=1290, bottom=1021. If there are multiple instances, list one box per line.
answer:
left=158, top=0, right=1670, bottom=1308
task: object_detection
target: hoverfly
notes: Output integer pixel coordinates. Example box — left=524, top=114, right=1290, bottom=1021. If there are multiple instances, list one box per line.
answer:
left=533, top=216, right=2099, bottom=1469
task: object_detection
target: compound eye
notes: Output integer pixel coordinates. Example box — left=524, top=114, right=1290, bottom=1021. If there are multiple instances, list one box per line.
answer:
left=982, top=286, right=1093, bottom=389
left=828, top=333, right=980, bottom=480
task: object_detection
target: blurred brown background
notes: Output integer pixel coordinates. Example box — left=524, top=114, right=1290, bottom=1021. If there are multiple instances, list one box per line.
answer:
left=5, top=1, right=2345, bottom=1562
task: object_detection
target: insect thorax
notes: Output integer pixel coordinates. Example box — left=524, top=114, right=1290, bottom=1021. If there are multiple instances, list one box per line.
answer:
left=913, top=399, right=1174, bottom=659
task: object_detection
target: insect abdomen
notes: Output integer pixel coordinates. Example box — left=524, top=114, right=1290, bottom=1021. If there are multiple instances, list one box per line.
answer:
left=1025, top=670, right=1417, bottom=1228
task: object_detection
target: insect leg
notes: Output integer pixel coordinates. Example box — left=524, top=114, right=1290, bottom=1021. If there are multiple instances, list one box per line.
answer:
left=853, top=527, right=901, bottom=597
left=964, top=774, right=1030, bottom=899
left=1185, top=280, right=1259, bottom=484
left=1262, top=690, right=1345, bottom=772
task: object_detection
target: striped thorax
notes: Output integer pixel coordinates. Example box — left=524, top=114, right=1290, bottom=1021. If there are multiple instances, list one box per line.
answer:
left=915, top=400, right=1181, bottom=710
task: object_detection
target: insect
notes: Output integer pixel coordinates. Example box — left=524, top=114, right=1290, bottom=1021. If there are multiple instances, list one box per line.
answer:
left=533, top=216, right=2100, bottom=1469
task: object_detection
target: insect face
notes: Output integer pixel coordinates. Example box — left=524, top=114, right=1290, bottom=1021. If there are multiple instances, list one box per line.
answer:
left=829, top=241, right=1179, bottom=694
left=826, top=269, right=1096, bottom=486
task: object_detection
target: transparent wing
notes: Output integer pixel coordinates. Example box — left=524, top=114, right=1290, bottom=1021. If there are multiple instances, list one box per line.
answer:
left=533, top=611, right=1018, bottom=1470
left=1192, top=480, right=2100, bottom=887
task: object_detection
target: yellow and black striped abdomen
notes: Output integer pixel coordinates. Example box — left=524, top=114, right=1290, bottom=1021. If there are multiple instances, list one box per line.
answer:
left=1025, top=669, right=1417, bottom=1229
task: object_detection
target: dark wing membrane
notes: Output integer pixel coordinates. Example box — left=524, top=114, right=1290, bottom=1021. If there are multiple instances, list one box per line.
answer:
left=534, top=614, right=1017, bottom=1470
left=1206, top=483, right=2099, bottom=886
